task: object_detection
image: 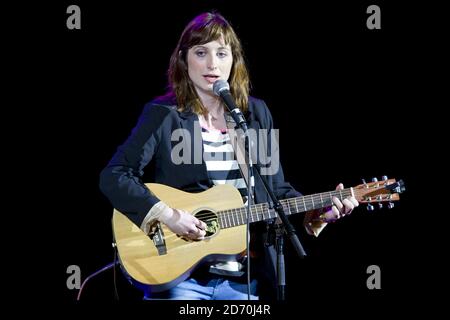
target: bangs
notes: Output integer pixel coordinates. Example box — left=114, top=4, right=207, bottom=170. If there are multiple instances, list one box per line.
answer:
left=168, top=12, right=249, bottom=115
left=184, top=19, right=234, bottom=49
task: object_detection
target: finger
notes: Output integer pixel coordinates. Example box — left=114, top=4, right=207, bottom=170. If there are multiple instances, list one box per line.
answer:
left=320, top=206, right=340, bottom=222
left=332, top=196, right=344, bottom=213
left=348, top=196, right=359, bottom=207
left=188, top=227, right=206, bottom=240
left=198, top=228, right=206, bottom=238
left=195, top=219, right=207, bottom=230
left=322, top=206, right=340, bottom=222
left=191, top=216, right=202, bottom=228
left=336, top=183, right=344, bottom=191
left=342, top=198, right=355, bottom=215
left=332, top=205, right=341, bottom=220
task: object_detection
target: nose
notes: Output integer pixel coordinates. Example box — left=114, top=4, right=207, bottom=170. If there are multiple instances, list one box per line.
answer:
left=207, top=54, right=218, bottom=71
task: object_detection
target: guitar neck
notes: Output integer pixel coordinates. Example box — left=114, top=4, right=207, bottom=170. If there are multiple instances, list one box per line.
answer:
left=217, top=188, right=353, bottom=229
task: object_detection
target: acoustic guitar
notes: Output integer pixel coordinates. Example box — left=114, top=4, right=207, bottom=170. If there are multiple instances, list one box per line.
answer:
left=112, top=178, right=405, bottom=292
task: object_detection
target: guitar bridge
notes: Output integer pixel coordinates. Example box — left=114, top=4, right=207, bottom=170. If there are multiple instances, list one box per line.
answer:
left=149, top=223, right=167, bottom=255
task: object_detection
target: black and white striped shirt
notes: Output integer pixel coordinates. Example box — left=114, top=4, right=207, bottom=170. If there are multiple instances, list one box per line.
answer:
left=201, top=126, right=255, bottom=276
left=201, top=126, right=249, bottom=201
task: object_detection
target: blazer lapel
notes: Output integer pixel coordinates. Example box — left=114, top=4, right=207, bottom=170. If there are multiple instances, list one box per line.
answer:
left=178, top=110, right=209, bottom=179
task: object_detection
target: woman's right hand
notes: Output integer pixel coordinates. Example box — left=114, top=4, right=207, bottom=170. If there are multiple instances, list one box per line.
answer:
left=159, top=207, right=207, bottom=240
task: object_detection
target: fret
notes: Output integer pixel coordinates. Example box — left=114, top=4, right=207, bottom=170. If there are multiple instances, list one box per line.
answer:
left=286, top=201, right=292, bottom=215
left=319, top=193, right=324, bottom=208
left=223, top=210, right=228, bottom=227
left=259, top=205, right=265, bottom=221
left=265, top=205, right=270, bottom=220
left=294, top=198, right=299, bottom=213
left=237, top=208, right=244, bottom=224
left=251, top=207, right=255, bottom=222
left=218, top=214, right=223, bottom=228
left=267, top=205, right=273, bottom=219
left=221, top=213, right=227, bottom=229
left=302, top=197, right=307, bottom=212
left=231, top=209, right=236, bottom=226
left=339, top=189, right=343, bottom=201
left=311, top=196, right=315, bottom=209
left=244, top=208, right=249, bottom=223
left=253, top=205, right=258, bottom=221
left=234, top=209, right=240, bottom=225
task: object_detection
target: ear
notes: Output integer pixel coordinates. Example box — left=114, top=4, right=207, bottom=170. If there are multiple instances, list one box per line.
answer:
left=179, top=50, right=188, bottom=70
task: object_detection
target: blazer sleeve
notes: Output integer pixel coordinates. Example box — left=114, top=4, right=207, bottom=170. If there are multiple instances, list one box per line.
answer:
left=99, top=103, right=171, bottom=227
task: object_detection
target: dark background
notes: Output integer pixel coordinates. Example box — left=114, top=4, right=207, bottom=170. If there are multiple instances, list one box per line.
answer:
left=14, top=0, right=444, bottom=311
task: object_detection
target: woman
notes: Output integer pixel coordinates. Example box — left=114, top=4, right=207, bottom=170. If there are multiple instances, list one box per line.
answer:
left=100, top=12, right=358, bottom=300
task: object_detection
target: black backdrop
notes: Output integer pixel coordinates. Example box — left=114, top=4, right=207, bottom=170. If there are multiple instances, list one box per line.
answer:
left=18, top=0, right=441, bottom=310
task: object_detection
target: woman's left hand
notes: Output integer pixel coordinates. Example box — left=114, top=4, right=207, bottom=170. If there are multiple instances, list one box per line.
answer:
left=303, top=183, right=359, bottom=236
left=320, top=183, right=359, bottom=222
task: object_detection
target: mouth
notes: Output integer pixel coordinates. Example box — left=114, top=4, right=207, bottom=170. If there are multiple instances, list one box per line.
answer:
left=203, top=75, right=220, bottom=83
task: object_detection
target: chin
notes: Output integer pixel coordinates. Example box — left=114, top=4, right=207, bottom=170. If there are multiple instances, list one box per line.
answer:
left=204, top=84, right=214, bottom=91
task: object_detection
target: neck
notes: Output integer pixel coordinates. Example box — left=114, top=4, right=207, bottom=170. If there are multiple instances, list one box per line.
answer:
left=197, top=90, right=224, bottom=118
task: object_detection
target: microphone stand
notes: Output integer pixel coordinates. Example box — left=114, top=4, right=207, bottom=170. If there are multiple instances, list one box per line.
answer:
left=227, top=109, right=306, bottom=301
left=251, top=156, right=306, bottom=300
left=228, top=118, right=255, bottom=300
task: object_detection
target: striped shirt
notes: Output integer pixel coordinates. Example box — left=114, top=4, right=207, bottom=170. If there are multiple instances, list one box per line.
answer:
left=201, top=126, right=253, bottom=276
left=201, top=127, right=250, bottom=202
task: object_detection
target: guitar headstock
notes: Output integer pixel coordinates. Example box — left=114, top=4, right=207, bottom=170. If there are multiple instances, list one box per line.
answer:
left=353, top=176, right=405, bottom=210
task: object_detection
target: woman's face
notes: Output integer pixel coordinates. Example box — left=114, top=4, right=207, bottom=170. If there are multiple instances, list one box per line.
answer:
left=186, top=36, right=233, bottom=97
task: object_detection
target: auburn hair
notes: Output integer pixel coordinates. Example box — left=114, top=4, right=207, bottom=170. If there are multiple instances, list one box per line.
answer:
left=165, top=12, right=250, bottom=115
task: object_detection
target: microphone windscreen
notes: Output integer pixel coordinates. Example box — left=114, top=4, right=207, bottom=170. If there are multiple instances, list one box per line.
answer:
left=213, top=79, right=230, bottom=96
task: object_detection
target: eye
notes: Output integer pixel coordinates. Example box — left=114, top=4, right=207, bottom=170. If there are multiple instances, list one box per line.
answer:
left=217, top=51, right=228, bottom=58
left=195, top=50, right=206, bottom=57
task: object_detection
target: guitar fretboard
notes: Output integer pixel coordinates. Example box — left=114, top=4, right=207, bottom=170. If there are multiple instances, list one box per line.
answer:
left=217, top=188, right=353, bottom=229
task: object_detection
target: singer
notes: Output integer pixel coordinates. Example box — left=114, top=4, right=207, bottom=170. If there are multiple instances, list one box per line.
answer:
left=99, top=12, right=358, bottom=300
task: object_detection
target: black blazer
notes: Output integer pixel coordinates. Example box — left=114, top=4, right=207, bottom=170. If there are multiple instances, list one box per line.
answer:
left=100, top=95, right=301, bottom=227
left=99, top=95, right=302, bottom=298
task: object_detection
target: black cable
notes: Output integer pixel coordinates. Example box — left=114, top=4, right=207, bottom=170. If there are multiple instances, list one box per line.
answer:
left=77, top=261, right=118, bottom=301
left=113, top=245, right=120, bottom=300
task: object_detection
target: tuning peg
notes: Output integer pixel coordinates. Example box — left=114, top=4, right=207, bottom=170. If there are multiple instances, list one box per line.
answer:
left=372, top=177, right=378, bottom=182
left=367, top=204, right=374, bottom=211
left=382, top=175, right=388, bottom=181
left=362, top=179, right=368, bottom=188
left=387, top=202, right=394, bottom=209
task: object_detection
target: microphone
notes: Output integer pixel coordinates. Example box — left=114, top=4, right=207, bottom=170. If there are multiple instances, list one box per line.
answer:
left=213, top=79, right=248, bottom=131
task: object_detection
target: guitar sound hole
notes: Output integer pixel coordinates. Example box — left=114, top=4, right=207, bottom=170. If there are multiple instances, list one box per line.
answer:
left=194, top=210, right=219, bottom=238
